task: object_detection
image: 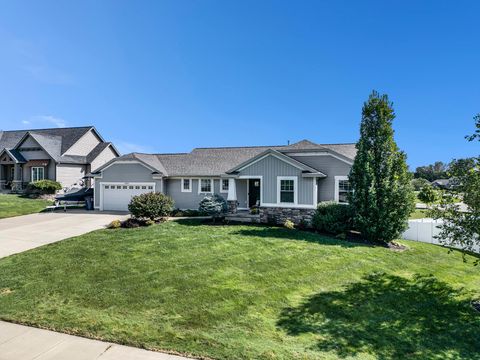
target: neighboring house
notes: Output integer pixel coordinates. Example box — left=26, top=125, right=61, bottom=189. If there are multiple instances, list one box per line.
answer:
left=431, top=178, right=452, bottom=189
left=0, top=126, right=119, bottom=191
left=92, top=140, right=356, bottom=224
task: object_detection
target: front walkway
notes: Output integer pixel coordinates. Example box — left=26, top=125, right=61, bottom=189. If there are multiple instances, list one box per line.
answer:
left=0, top=321, right=192, bottom=360
left=0, top=210, right=129, bottom=258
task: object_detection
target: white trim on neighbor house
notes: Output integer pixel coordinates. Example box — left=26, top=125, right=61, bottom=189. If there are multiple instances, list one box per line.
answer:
left=276, top=176, right=298, bottom=206
left=313, top=177, right=318, bottom=206
left=220, top=178, right=229, bottom=193
left=31, top=167, right=45, bottom=182
left=99, top=181, right=156, bottom=211
left=198, top=178, right=214, bottom=194
left=181, top=178, right=192, bottom=192
left=286, top=152, right=354, bottom=165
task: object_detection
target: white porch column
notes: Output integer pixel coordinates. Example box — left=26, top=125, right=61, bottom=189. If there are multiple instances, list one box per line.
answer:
left=227, top=178, right=237, bottom=201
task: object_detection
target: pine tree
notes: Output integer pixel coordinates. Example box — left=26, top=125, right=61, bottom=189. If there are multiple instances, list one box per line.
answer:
left=349, top=91, right=415, bottom=244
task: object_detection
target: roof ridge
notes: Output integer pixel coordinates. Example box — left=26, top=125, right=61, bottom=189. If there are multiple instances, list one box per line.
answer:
left=0, top=126, right=93, bottom=133
left=192, top=144, right=286, bottom=150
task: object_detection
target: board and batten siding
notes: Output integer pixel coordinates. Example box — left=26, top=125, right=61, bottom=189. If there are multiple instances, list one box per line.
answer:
left=289, top=154, right=352, bottom=202
left=94, top=162, right=162, bottom=208
left=164, top=178, right=227, bottom=210
left=64, top=130, right=101, bottom=156
left=237, top=154, right=315, bottom=206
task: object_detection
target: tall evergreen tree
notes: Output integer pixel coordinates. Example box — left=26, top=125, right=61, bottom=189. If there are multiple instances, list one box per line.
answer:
left=349, top=91, right=415, bottom=244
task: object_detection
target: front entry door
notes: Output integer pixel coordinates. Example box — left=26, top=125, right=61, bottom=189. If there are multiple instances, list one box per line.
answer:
left=248, top=179, right=261, bottom=207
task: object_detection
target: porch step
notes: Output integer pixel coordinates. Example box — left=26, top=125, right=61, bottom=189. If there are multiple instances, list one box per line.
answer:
left=225, top=212, right=261, bottom=223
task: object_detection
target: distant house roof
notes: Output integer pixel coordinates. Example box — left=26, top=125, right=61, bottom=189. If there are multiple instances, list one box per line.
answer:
left=0, top=126, right=118, bottom=165
left=95, top=140, right=356, bottom=177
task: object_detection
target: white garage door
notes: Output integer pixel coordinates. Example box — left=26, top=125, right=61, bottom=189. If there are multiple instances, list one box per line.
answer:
left=102, top=183, right=155, bottom=211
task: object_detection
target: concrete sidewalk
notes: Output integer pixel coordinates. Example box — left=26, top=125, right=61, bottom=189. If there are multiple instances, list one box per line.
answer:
left=0, top=210, right=128, bottom=258
left=0, top=321, right=193, bottom=360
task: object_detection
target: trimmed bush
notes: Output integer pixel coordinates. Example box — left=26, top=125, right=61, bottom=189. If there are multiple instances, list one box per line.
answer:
left=312, top=202, right=354, bottom=236
left=26, top=180, right=62, bottom=195
left=108, top=220, right=122, bottom=229
left=128, top=192, right=174, bottom=220
left=198, top=195, right=227, bottom=219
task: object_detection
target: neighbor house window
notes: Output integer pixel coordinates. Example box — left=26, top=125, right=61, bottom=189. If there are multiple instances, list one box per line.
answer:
left=199, top=178, right=212, bottom=193
left=181, top=178, right=192, bottom=192
left=31, top=167, right=44, bottom=182
left=335, top=176, right=352, bottom=204
left=277, top=176, right=297, bottom=204
left=221, top=179, right=229, bottom=193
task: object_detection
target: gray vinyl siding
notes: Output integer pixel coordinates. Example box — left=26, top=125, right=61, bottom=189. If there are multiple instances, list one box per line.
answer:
left=94, top=163, right=162, bottom=207
left=164, top=178, right=227, bottom=210
left=289, top=155, right=352, bottom=202
left=237, top=154, right=314, bottom=206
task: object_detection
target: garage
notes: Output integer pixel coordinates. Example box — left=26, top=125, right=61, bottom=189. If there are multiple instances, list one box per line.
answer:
left=100, top=183, right=155, bottom=211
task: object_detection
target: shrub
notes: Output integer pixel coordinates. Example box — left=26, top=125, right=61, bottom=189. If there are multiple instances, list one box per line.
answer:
left=128, top=192, right=174, bottom=220
left=284, top=219, right=295, bottom=229
left=312, top=202, right=354, bottom=236
left=144, top=219, right=155, bottom=226
left=26, top=180, right=62, bottom=194
left=170, top=209, right=204, bottom=217
left=108, top=220, right=122, bottom=229
left=198, top=195, right=227, bottom=219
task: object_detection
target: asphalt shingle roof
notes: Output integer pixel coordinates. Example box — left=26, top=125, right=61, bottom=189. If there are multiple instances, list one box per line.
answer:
left=0, top=126, right=115, bottom=165
left=109, top=140, right=357, bottom=177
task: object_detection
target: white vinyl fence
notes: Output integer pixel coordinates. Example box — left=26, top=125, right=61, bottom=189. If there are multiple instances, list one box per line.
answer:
left=402, top=219, right=479, bottom=253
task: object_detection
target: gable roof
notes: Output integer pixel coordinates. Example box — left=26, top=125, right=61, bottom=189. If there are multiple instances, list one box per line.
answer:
left=0, top=126, right=117, bottom=165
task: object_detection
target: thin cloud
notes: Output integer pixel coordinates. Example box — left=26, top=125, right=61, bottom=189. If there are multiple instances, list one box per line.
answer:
left=114, top=140, right=153, bottom=155
left=21, top=115, right=68, bottom=129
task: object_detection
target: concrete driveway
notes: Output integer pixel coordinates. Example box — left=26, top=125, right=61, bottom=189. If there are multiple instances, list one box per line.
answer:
left=0, top=210, right=129, bottom=258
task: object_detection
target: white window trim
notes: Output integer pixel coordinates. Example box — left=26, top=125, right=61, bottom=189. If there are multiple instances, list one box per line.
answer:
left=31, top=167, right=45, bottom=182
left=334, top=176, right=350, bottom=203
left=198, top=178, right=214, bottom=194
left=277, top=176, right=298, bottom=206
left=220, top=178, right=229, bottom=193
left=181, top=178, right=192, bottom=192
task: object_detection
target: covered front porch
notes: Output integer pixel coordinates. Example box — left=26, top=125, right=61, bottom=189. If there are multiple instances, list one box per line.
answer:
left=0, top=150, right=24, bottom=191
left=224, top=177, right=262, bottom=213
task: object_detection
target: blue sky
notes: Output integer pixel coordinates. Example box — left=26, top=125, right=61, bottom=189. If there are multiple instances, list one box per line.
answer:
left=0, top=1, right=478, bottom=169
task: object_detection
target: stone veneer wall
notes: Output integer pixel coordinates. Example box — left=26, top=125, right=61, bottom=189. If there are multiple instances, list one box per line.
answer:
left=259, top=207, right=316, bottom=226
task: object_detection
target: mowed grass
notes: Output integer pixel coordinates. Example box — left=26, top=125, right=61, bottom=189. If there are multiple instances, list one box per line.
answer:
left=410, top=209, right=429, bottom=219
left=0, top=194, right=52, bottom=219
left=0, top=220, right=479, bottom=360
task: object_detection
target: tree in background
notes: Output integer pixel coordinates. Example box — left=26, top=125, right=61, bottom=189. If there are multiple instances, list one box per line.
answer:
left=430, top=114, right=480, bottom=261
left=349, top=91, right=415, bottom=244
left=417, top=184, right=438, bottom=207
left=411, top=177, right=430, bottom=191
left=414, top=161, right=448, bottom=181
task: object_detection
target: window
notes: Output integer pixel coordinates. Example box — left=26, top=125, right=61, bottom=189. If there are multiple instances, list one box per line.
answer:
left=335, top=176, right=352, bottom=204
left=148, top=185, right=153, bottom=190
left=221, top=179, right=229, bottom=193
left=181, top=178, right=191, bottom=192
left=105, top=185, right=110, bottom=189
left=279, top=178, right=295, bottom=203
left=129, top=186, right=134, bottom=189
left=31, top=167, right=44, bottom=182
left=199, top=178, right=212, bottom=193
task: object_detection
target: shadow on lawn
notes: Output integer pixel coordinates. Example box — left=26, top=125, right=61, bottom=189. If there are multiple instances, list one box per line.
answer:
left=231, top=227, right=370, bottom=248
left=277, top=273, right=480, bottom=360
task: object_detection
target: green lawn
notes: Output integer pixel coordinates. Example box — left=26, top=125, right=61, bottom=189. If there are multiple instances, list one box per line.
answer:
left=0, top=194, right=52, bottom=219
left=410, top=209, right=429, bottom=219
left=0, top=220, right=479, bottom=359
